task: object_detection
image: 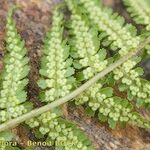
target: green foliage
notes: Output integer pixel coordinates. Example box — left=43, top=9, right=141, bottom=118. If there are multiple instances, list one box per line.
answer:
left=26, top=109, right=94, bottom=150
left=113, top=58, right=150, bottom=107
left=64, top=0, right=150, bottom=128
left=77, top=0, right=140, bottom=56
left=123, top=0, right=150, bottom=54
left=1, top=2, right=150, bottom=150
left=38, top=7, right=75, bottom=102
left=67, top=0, right=150, bottom=108
left=66, top=0, right=108, bottom=80
left=123, top=0, right=150, bottom=29
left=0, top=6, right=33, bottom=150
left=0, top=6, right=32, bottom=123
left=27, top=7, right=95, bottom=150
left=0, top=131, right=14, bottom=141
left=0, top=131, right=18, bottom=150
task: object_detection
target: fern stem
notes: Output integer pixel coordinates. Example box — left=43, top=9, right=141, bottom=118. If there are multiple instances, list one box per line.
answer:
left=0, top=37, right=150, bottom=132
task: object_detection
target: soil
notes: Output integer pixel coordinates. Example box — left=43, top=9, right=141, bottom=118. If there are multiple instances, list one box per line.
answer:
left=0, top=0, right=149, bottom=150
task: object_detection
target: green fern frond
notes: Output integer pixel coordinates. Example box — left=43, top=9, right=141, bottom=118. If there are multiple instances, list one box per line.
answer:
left=0, top=6, right=32, bottom=123
left=97, top=96, right=150, bottom=128
left=65, top=0, right=111, bottom=111
left=38, top=7, right=75, bottom=102
left=26, top=109, right=95, bottom=150
left=71, top=0, right=150, bottom=107
left=65, top=0, right=150, bottom=128
left=0, top=3, right=150, bottom=150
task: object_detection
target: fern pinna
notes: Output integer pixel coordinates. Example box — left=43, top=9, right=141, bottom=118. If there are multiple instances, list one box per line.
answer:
left=0, top=6, right=32, bottom=123
left=37, top=6, right=75, bottom=102
left=123, top=0, right=150, bottom=30
left=0, top=6, right=32, bottom=150
left=123, top=0, right=150, bottom=54
left=26, top=7, right=94, bottom=150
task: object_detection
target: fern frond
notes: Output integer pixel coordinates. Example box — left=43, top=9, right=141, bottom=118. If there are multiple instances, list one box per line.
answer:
left=98, top=97, right=150, bottom=128
left=75, top=81, right=150, bottom=128
left=72, top=0, right=150, bottom=107
left=26, top=108, right=95, bottom=150
left=0, top=6, right=32, bottom=123
left=65, top=0, right=110, bottom=117
left=65, top=0, right=150, bottom=128
left=38, top=7, right=75, bottom=102
left=75, top=0, right=146, bottom=58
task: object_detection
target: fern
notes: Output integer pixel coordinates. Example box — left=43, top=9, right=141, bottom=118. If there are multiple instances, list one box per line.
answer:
left=26, top=109, right=94, bottom=150
left=26, top=7, right=95, bottom=150
left=0, top=6, right=32, bottom=123
left=123, top=0, right=150, bottom=54
left=37, top=6, right=75, bottom=102
left=65, top=0, right=150, bottom=128
left=66, top=0, right=107, bottom=80
left=67, top=0, right=150, bottom=107
left=113, top=58, right=150, bottom=107
left=76, top=0, right=140, bottom=56
left=123, top=0, right=150, bottom=29
left=0, top=2, right=150, bottom=150
left=0, top=7, right=32, bottom=150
